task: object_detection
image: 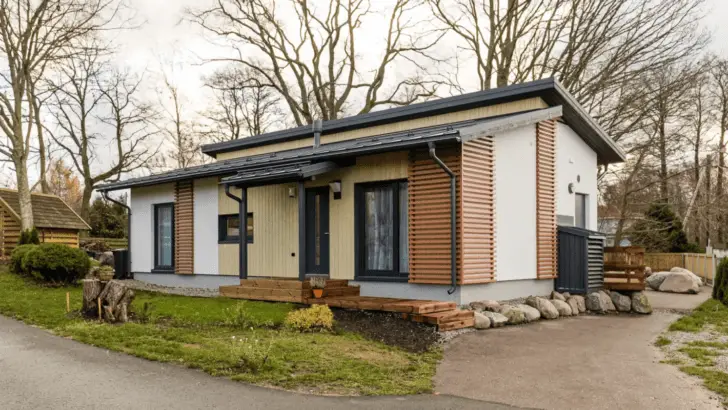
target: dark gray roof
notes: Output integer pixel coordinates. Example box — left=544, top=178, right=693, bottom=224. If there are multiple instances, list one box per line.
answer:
left=220, top=161, right=339, bottom=186
left=201, top=78, right=625, bottom=164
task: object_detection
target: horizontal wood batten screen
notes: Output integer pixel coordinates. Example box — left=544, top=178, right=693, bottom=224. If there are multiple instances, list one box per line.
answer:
left=408, top=145, right=463, bottom=285
left=536, top=120, right=558, bottom=279
left=460, top=136, right=496, bottom=284
left=175, top=180, right=194, bottom=275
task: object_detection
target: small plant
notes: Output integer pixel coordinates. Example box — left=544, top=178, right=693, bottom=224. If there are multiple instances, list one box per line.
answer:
left=284, top=304, right=334, bottom=332
left=713, top=258, right=728, bottom=305
left=135, top=302, right=155, bottom=324
left=229, top=334, right=273, bottom=374
left=309, top=276, right=326, bottom=298
left=18, top=228, right=40, bottom=245
left=655, top=336, right=672, bottom=347
left=224, top=302, right=257, bottom=328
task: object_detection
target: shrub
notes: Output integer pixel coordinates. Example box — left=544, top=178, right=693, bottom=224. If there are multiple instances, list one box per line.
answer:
left=18, top=228, right=40, bottom=245
left=23, top=243, right=90, bottom=284
left=713, top=258, right=728, bottom=304
left=10, top=244, right=38, bottom=275
left=284, top=305, right=334, bottom=332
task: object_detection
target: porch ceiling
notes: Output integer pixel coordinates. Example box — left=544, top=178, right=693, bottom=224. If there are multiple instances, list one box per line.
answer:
left=220, top=161, right=339, bottom=187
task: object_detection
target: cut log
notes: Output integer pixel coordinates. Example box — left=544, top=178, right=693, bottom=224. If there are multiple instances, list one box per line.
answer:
left=83, top=279, right=136, bottom=323
left=101, top=280, right=127, bottom=313
left=113, top=289, right=135, bottom=323
left=81, top=279, right=103, bottom=316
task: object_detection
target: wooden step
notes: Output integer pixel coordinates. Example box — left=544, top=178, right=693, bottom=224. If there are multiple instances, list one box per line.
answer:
left=407, top=309, right=474, bottom=325
left=438, top=317, right=475, bottom=331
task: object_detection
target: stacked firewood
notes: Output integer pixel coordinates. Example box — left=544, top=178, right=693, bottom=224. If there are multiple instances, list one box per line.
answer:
left=81, top=279, right=135, bottom=322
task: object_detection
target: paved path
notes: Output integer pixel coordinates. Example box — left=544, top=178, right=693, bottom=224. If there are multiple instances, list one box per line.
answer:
left=0, top=315, right=518, bottom=410
left=435, top=291, right=722, bottom=410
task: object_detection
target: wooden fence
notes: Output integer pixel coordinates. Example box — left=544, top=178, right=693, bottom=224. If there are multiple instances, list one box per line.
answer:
left=644, top=252, right=716, bottom=283
left=79, top=237, right=128, bottom=249
left=644, top=253, right=685, bottom=272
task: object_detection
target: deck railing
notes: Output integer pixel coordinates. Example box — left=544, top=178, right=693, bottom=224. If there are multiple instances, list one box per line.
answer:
left=603, top=246, right=646, bottom=291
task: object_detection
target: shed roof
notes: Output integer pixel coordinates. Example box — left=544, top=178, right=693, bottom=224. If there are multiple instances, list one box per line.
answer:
left=0, top=189, right=91, bottom=231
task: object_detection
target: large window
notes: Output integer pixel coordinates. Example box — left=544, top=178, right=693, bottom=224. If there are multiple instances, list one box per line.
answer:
left=355, top=180, right=409, bottom=280
left=154, top=203, right=174, bottom=271
left=575, top=193, right=587, bottom=229
left=219, top=213, right=254, bottom=244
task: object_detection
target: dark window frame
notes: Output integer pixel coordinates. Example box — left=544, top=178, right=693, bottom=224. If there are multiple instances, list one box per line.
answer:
left=354, top=179, right=409, bottom=282
left=153, top=202, right=175, bottom=273
left=575, top=193, right=587, bottom=229
left=218, top=213, right=254, bottom=244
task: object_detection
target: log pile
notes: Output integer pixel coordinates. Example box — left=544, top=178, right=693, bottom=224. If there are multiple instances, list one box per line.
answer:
left=81, top=279, right=135, bottom=322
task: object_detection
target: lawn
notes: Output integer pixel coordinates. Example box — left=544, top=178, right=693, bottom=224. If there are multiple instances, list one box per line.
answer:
left=0, top=266, right=440, bottom=395
left=660, top=298, right=728, bottom=404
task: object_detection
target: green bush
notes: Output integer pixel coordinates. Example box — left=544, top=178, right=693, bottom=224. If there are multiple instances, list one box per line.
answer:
left=18, top=228, right=40, bottom=245
left=713, top=258, right=728, bottom=304
left=10, top=244, right=38, bottom=275
left=284, top=305, right=334, bottom=332
left=23, top=243, right=90, bottom=284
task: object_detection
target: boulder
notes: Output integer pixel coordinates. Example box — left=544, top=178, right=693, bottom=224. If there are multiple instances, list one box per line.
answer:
left=525, top=296, right=559, bottom=319
left=474, top=311, right=492, bottom=329
left=669, top=267, right=703, bottom=287
left=646, top=271, right=670, bottom=290
left=631, top=292, right=653, bottom=314
left=551, top=291, right=566, bottom=301
left=566, top=297, right=580, bottom=316
left=659, top=271, right=700, bottom=294
left=644, top=266, right=653, bottom=276
left=551, top=299, right=573, bottom=316
left=514, top=304, right=541, bottom=322
left=469, top=300, right=501, bottom=312
left=562, top=292, right=571, bottom=299
left=97, top=251, right=114, bottom=267
left=570, top=295, right=586, bottom=313
left=586, top=291, right=616, bottom=313
left=610, top=291, right=632, bottom=312
left=502, top=307, right=527, bottom=325
left=482, top=311, right=508, bottom=327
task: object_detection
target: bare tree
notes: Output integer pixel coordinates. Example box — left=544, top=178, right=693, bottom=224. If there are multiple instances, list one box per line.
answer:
left=47, top=46, right=159, bottom=219
left=712, top=59, right=728, bottom=244
left=156, top=65, right=201, bottom=169
left=188, top=0, right=446, bottom=126
left=0, top=0, right=121, bottom=230
left=202, top=67, right=283, bottom=141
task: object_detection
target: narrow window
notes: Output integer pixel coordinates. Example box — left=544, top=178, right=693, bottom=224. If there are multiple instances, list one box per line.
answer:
left=575, top=193, right=587, bottom=229
left=219, top=213, right=254, bottom=243
left=154, top=203, right=174, bottom=271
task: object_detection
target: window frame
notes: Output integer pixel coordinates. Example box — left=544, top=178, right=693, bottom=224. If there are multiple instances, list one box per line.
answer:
left=153, top=202, right=175, bottom=273
left=354, top=179, right=409, bottom=282
left=575, top=193, right=587, bottom=229
left=218, top=213, right=254, bottom=244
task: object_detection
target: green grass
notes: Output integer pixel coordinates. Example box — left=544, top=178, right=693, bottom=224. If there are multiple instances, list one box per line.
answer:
left=681, top=366, right=728, bottom=405
left=0, top=266, right=439, bottom=395
left=669, top=299, right=728, bottom=333
left=655, top=336, right=672, bottom=347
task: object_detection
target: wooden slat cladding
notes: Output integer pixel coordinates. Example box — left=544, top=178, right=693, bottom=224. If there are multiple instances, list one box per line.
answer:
left=536, top=120, right=558, bottom=279
left=460, top=136, right=496, bottom=284
left=39, top=229, right=79, bottom=248
left=408, top=145, right=462, bottom=285
left=174, top=180, right=194, bottom=275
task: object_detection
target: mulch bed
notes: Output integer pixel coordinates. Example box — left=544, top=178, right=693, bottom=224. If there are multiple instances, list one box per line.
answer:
left=333, top=309, right=439, bottom=353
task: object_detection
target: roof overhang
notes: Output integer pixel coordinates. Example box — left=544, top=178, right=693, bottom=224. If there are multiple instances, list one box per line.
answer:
left=220, top=161, right=339, bottom=187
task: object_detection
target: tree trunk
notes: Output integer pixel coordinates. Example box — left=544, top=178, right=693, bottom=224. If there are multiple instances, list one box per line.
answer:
left=14, top=162, right=34, bottom=230
left=82, top=279, right=103, bottom=315
left=718, top=129, right=725, bottom=244
left=659, top=121, right=669, bottom=202
left=80, top=181, right=94, bottom=222
left=32, top=96, right=49, bottom=194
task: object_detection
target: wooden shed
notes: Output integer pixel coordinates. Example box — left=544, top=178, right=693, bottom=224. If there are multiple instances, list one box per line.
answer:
left=0, top=189, right=91, bottom=257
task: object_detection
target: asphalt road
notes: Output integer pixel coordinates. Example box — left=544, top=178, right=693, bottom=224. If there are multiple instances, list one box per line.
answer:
left=0, top=315, right=522, bottom=410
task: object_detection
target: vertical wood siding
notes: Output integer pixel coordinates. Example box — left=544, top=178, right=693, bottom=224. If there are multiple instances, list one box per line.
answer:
left=175, top=180, right=195, bottom=274
left=460, top=136, right=497, bottom=284
left=536, top=120, right=558, bottom=279
left=408, top=145, right=463, bottom=284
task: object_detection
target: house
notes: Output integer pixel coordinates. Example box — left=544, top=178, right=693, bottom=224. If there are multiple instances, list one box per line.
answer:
left=97, top=78, right=625, bottom=304
left=0, top=189, right=91, bottom=257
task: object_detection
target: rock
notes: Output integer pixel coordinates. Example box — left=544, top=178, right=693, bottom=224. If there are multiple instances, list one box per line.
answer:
left=482, top=311, right=508, bottom=327
left=659, top=271, right=700, bottom=294
left=631, top=292, right=653, bottom=314
left=599, top=291, right=617, bottom=311
left=473, top=311, right=492, bottom=329
left=514, top=304, right=541, bottom=322
left=525, top=296, right=559, bottom=319
left=551, top=291, right=566, bottom=301
left=469, top=300, right=501, bottom=312
left=566, top=297, right=580, bottom=316
left=503, top=307, right=527, bottom=325
left=586, top=291, right=616, bottom=313
left=570, top=295, right=586, bottom=313
left=669, top=267, right=703, bottom=287
left=97, top=251, right=114, bottom=267
left=645, top=266, right=653, bottom=276
left=610, top=291, right=632, bottom=312
left=551, top=299, right=573, bottom=316
left=562, top=292, right=571, bottom=299
left=646, top=271, right=670, bottom=290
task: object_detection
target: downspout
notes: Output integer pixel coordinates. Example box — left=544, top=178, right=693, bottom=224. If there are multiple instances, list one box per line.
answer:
left=428, top=142, right=458, bottom=295
left=225, top=184, right=248, bottom=280
left=101, top=190, right=132, bottom=279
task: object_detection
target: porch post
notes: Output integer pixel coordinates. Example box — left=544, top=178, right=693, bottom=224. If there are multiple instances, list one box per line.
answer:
left=298, top=181, right=306, bottom=279
left=239, top=186, right=248, bottom=280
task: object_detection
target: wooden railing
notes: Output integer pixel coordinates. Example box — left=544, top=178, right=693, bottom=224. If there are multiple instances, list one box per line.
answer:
left=603, top=246, right=646, bottom=291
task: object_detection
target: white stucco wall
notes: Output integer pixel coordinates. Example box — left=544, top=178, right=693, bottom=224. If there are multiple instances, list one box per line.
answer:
left=194, top=178, right=219, bottom=275
left=494, top=124, right=537, bottom=281
left=130, top=183, right=175, bottom=273
left=556, top=122, right=598, bottom=230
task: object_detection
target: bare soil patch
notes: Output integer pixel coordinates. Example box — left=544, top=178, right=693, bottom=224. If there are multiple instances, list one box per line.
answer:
left=333, top=309, right=439, bottom=352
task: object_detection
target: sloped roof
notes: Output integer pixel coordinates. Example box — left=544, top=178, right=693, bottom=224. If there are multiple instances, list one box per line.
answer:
left=0, top=189, right=91, bottom=231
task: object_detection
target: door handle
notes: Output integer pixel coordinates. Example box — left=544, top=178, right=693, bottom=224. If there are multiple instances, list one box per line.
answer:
left=324, top=232, right=329, bottom=235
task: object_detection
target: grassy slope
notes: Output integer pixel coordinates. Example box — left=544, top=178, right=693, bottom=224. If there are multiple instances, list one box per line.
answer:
left=0, top=267, right=439, bottom=395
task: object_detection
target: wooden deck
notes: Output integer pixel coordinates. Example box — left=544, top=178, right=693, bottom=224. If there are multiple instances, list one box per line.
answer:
left=603, top=247, right=646, bottom=291
left=220, top=278, right=474, bottom=331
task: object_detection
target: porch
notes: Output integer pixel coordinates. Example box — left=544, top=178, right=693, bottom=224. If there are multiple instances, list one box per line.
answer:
left=220, top=278, right=475, bottom=331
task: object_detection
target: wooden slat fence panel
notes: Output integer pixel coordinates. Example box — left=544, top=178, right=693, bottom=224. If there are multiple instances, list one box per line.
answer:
left=644, top=253, right=684, bottom=272
left=80, top=237, right=128, bottom=249
left=174, top=180, right=194, bottom=275
left=39, top=229, right=79, bottom=248
left=684, top=253, right=714, bottom=283
left=536, top=120, right=557, bottom=279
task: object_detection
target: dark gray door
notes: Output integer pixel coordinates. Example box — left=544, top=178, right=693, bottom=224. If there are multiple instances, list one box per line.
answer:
left=305, top=187, right=330, bottom=275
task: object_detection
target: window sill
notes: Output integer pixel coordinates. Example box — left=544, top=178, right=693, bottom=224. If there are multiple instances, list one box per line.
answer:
left=151, top=268, right=175, bottom=274
left=218, top=239, right=254, bottom=245
left=354, top=275, right=409, bottom=283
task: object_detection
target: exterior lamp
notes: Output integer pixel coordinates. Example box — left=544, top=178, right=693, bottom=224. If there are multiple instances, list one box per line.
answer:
left=329, top=180, right=342, bottom=200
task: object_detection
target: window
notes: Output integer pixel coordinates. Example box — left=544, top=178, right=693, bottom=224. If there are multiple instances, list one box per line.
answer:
left=355, top=180, right=408, bottom=280
left=575, top=193, right=587, bottom=229
left=219, top=213, right=254, bottom=243
left=154, top=203, right=174, bottom=271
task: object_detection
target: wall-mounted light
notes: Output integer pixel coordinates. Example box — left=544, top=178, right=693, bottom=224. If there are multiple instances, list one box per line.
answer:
left=329, top=180, right=342, bottom=200
left=568, top=182, right=575, bottom=194
left=288, top=187, right=296, bottom=198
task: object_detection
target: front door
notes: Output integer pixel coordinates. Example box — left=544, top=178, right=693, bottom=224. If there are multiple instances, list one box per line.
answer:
left=305, top=187, right=330, bottom=276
